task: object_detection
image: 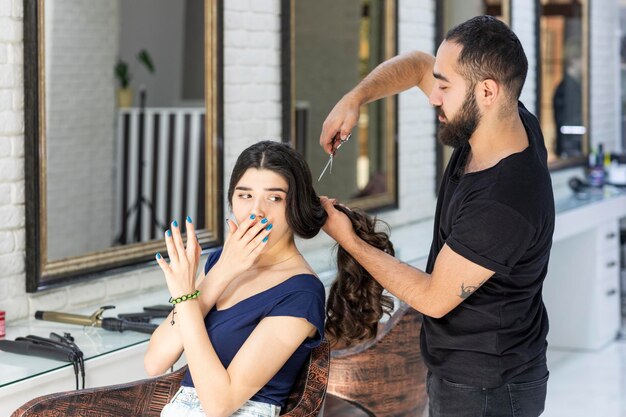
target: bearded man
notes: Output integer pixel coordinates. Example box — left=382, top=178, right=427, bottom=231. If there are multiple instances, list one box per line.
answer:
left=319, top=15, right=554, bottom=417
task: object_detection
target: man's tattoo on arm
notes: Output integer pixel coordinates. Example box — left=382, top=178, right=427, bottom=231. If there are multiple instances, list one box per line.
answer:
left=458, top=280, right=486, bottom=299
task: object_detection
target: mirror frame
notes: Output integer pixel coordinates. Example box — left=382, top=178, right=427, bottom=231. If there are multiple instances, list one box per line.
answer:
left=23, top=0, right=224, bottom=292
left=281, top=0, right=399, bottom=212
left=535, top=0, right=590, bottom=171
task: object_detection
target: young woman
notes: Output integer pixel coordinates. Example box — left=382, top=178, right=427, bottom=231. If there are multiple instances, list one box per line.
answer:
left=145, top=141, right=394, bottom=417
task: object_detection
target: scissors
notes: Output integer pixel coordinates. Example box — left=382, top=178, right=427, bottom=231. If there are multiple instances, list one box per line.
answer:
left=318, top=133, right=351, bottom=182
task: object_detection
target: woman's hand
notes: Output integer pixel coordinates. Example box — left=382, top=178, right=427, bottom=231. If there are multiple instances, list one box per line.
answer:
left=211, top=213, right=273, bottom=282
left=156, top=217, right=202, bottom=300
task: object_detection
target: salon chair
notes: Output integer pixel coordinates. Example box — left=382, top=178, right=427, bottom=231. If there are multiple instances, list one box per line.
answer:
left=10, top=340, right=330, bottom=417
left=325, top=302, right=428, bottom=417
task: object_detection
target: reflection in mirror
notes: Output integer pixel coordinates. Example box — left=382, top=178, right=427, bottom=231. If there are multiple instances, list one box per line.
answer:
left=441, top=0, right=510, bottom=30
left=46, top=0, right=206, bottom=260
left=24, top=0, right=221, bottom=290
left=285, top=0, right=397, bottom=210
left=435, top=0, right=511, bottom=181
left=539, top=0, right=588, bottom=165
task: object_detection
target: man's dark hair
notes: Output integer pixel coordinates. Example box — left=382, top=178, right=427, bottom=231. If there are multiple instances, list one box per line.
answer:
left=445, top=15, right=528, bottom=104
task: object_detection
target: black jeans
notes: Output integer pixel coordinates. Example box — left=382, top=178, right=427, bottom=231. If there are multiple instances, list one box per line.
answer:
left=426, top=371, right=549, bottom=417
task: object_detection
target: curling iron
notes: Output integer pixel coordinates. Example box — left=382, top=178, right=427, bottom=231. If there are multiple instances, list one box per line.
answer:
left=35, top=305, right=158, bottom=334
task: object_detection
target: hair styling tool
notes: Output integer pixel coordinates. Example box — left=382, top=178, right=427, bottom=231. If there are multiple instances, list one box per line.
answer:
left=142, top=304, right=173, bottom=316
left=21, top=334, right=84, bottom=389
left=35, top=306, right=158, bottom=334
left=49, top=332, right=85, bottom=389
left=117, top=305, right=171, bottom=322
left=0, top=337, right=81, bottom=389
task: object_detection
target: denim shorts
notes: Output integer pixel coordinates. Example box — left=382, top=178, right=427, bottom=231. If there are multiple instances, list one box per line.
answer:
left=426, top=371, right=549, bottom=417
left=161, top=386, right=281, bottom=417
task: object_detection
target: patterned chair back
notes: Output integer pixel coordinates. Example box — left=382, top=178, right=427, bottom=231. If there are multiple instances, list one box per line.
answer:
left=11, top=340, right=330, bottom=417
left=326, top=303, right=428, bottom=417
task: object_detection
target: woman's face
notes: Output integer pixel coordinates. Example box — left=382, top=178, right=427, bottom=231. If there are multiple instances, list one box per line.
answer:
left=231, top=168, right=291, bottom=247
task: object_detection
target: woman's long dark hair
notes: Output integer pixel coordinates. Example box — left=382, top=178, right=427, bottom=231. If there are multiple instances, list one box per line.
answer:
left=229, top=141, right=394, bottom=347
left=228, top=141, right=326, bottom=239
left=325, top=205, right=394, bottom=348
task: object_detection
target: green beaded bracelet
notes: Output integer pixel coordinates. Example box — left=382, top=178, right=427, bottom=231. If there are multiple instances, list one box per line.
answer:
left=169, top=289, right=200, bottom=305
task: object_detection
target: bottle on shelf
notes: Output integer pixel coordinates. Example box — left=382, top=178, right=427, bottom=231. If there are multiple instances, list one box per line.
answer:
left=587, top=143, right=606, bottom=187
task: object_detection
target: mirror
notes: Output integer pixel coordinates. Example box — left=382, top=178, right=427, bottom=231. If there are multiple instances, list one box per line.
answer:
left=282, top=0, right=398, bottom=211
left=538, top=0, right=589, bottom=167
left=24, top=0, right=223, bottom=291
left=435, top=0, right=511, bottom=182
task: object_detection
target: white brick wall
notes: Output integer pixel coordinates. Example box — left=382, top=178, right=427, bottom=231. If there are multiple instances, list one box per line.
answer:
left=222, top=0, right=282, bottom=218
left=0, top=0, right=622, bottom=323
left=0, top=0, right=26, bottom=321
left=512, top=0, right=537, bottom=115
left=590, top=0, right=621, bottom=153
left=383, top=0, right=438, bottom=226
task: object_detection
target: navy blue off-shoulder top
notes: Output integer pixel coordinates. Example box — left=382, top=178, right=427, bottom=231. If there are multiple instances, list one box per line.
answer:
left=180, top=248, right=326, bottom=407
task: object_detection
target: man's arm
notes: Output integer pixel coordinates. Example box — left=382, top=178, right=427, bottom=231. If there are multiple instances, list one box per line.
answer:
left=320, top=51, right=436, bottom=154
left=320, top=198, right=494, bottom=319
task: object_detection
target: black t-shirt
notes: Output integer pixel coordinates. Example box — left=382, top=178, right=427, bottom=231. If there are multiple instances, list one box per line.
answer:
left=421, top=102, right=554, bottom=388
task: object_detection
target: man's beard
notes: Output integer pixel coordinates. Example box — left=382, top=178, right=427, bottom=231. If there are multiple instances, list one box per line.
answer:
left=436, top=89, right=481, bottom=148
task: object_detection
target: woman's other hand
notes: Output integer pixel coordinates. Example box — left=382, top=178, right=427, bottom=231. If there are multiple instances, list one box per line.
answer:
left=156, top=217, right=202, bottom=300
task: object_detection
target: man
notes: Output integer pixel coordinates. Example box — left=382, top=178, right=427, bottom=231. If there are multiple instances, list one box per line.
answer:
left=319, top=16, right=554, bottom=417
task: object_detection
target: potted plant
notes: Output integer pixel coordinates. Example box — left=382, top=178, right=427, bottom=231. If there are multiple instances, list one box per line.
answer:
left=115, top=49, right=155, bottom=108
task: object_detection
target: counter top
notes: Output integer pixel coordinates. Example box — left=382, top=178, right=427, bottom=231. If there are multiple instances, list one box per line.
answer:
left=0, top=289, right=169, bottom=389
left=554, top=184, right=626, bottom=214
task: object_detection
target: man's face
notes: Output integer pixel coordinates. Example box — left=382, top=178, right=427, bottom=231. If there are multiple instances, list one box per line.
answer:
left=437, top=88, right=481, bottom=148
left=430, top=41, right=482, bottom=148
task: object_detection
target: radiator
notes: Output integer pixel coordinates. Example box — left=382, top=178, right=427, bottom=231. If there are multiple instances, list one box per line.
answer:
left=115, top=107, right=206, bottom=244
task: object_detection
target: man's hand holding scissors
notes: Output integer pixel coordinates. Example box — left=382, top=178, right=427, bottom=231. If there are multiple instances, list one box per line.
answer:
left=318, top=133, right=351, bottom=181
left=319, top=92, right=362, bottom=155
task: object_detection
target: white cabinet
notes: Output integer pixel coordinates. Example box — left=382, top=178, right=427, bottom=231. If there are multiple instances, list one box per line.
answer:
left=542, top=194, right=626, bottom=350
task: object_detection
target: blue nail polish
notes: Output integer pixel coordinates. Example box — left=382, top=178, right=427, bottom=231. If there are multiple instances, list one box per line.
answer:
left=262, top=236, right=269, bottom=242
left=250, top=214, right=256, bottom=220
left=166, top=230, right=172, bottom=237
left=187, top=216, right=192, bottom=223
left=266, top=224, right=273, bottom=231
left=156, top=253, right=162, bottom=260
left=261, top=218, right=268, bottom=224
left=172, top=220, right=178, bottom=228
